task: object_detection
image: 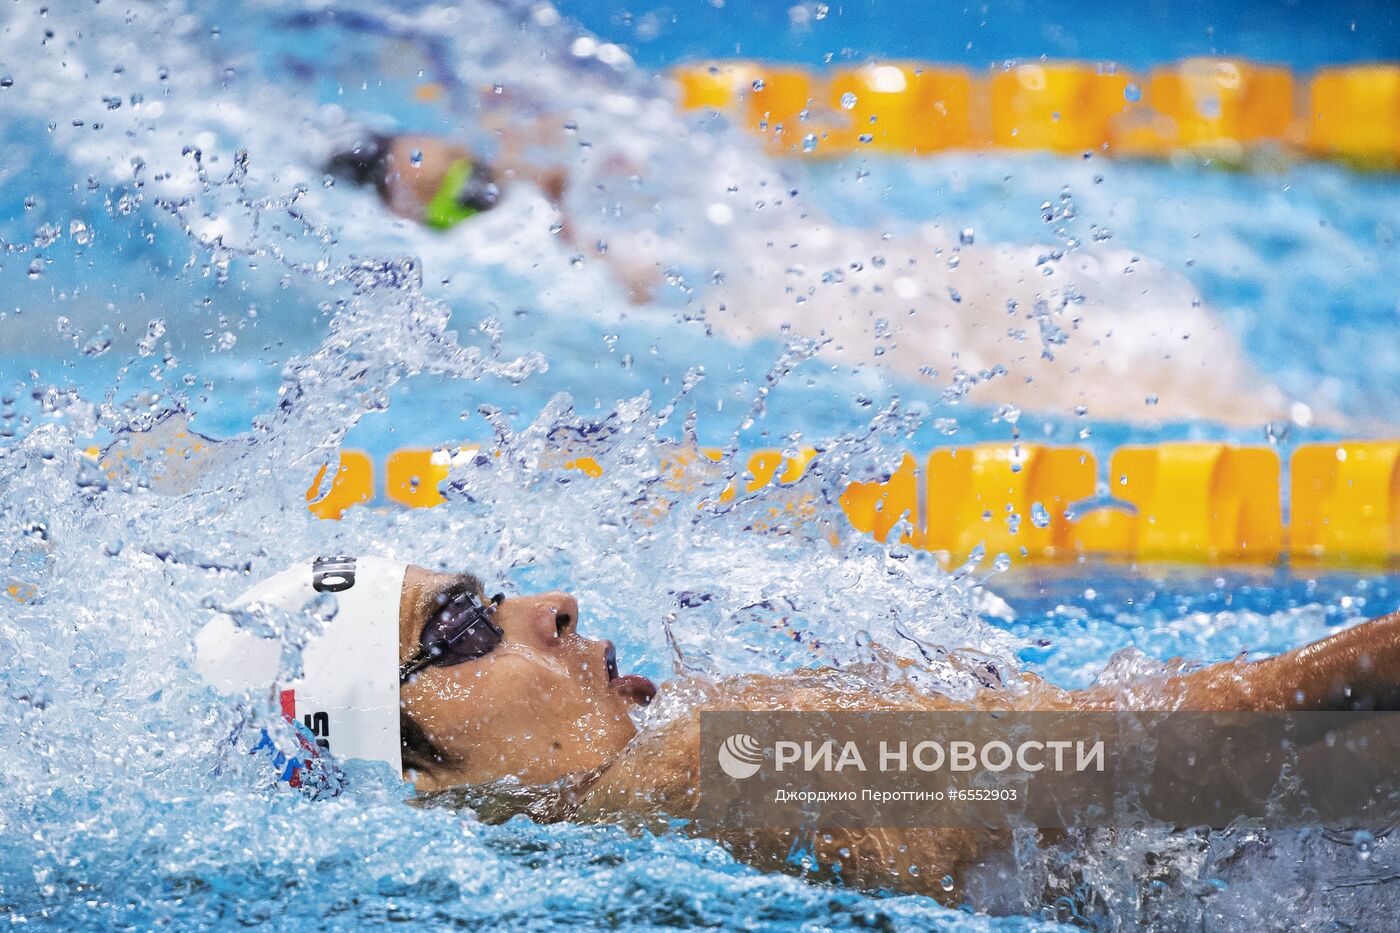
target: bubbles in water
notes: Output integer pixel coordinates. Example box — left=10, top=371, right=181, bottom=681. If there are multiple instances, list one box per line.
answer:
left=82, top=325, right=113, bottom=356
left=840, top=91, right=857, bottom=110
left=32, top=223, right=61, bottom=247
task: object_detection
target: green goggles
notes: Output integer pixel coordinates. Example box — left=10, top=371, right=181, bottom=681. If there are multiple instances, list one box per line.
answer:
left=424, top=159, right=500, bottom=229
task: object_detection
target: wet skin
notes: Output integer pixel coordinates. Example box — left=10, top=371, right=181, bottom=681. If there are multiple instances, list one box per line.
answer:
left=395, top=564, right=1400, bottom=902
left=397, top=565, right=656, bottom=792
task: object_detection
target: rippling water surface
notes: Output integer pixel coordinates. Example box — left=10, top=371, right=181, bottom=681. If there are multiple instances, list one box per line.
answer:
left=2, top=1, right=1399, bottom=929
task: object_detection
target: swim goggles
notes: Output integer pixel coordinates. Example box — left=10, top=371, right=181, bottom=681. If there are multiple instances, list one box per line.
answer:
left=424, top=158, right=500, bottom=229
left=399, top=584, right=506, bottom=682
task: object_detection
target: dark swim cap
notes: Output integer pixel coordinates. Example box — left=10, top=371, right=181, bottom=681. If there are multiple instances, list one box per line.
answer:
left=325, top=133, right=393, bottom=190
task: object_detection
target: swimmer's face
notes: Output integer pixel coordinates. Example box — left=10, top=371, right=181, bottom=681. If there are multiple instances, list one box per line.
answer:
left=380, top=135, right=498, bottom=223
left=381, top=135, right=463, bottom=211
left=397, top=565, right=656, bottom=791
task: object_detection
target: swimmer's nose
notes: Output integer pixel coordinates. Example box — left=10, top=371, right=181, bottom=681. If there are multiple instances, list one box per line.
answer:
left=496, top=591, right=579, bottom=648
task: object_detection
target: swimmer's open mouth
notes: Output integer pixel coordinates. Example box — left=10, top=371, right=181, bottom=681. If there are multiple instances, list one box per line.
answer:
left=604, top=642, right=657, bottom=706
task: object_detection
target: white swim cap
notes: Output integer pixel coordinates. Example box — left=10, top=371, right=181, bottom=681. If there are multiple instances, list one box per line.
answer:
left=195, top=556, right=408, bottom=775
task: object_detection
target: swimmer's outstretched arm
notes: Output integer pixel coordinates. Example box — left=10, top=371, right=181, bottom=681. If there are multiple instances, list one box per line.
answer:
left=1075, top=609, right=1400, bottom=712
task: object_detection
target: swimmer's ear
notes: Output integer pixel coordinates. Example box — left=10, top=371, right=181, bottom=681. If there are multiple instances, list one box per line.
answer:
left=538, top=168, right=567, bottom=206
left=325, top=133, right=392, bottom=187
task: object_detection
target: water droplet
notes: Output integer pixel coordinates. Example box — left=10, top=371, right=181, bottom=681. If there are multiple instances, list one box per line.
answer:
left=409, top=150, right=423, bottom=167
left=751, top=79, right=765, bottom=92
left=0, top=76, right=13, bottom=89
left=857, top=133, right=873, bottom=144
left=959, top=227, right=975, bottom=246
left=1124, top=83, right=1142, bottom=102
left=839, top=92, right=857, bottom=110
left=82, top=326, right=113, bottom=356
left=33, top=223, right=61, bottom=247
left=27, top=258, right=43, bottom=279
left=1031, top=502, right=1051, bottom=528
left=1145, top=394, right=1159, bottom=406
left=940, top=874, right=955, bottom=891
left=801, top=134, right=818, bottom=152
left=69, top=220, right=91, bottom=245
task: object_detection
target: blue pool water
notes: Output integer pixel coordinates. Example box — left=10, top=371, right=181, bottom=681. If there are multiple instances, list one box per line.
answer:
left=2, top=0, right=1399, bottom=928
left=554, top=0, right=1400, bottom=72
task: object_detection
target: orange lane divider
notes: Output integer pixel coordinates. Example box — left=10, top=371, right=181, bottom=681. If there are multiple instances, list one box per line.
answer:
left=303, top=442, right=1400, bottom=566
left=1307, top=64, right=1400, bottom=169
left=839, top=452, right=921, bottom=544
left=924, top=445, right=1096, bottom=560
left=1074, top=444, right=1283, bottom=561
left=306, top=450, right=375, bottom=520
left=743, top=67, right=824, bottom=154
left=829, top=63, right=977, bottom=153
left=1145, top=58, right=1294, bottom=155
left=673, top=58, right=1400, bottom=167
left=1291, top=441, right=1400, bottom=562
left=990, top=63, right=1133, bottom=154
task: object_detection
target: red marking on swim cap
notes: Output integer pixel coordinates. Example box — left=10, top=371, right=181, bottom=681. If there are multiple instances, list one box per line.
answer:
left=279, top=689, right=297, bottom=721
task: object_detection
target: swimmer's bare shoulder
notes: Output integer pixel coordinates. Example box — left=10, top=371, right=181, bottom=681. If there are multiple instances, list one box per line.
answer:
left=574, top=670, right=1059, bottom=899
left=576, top=611, right=1400, bottom=899
left=581, top=668, right=1078, bottom=823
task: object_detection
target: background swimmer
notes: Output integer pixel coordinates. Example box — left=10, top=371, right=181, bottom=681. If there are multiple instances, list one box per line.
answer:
left=326, top=127, right=1295, bottom=425
left=209, top=559, right=1400, bottom=908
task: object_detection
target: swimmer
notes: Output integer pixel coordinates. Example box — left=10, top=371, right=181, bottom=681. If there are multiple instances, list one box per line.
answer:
left=198, top=557, right=1400, bottom=906
left=326, top=133, right=533, bottom=228
left=324, top=128, right=1294, bottom=425
left=326, top=130, right=660, bottom=301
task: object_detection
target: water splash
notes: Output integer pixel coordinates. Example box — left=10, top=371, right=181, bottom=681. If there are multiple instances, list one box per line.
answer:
left=1, top=0, right=1396, bottom=928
